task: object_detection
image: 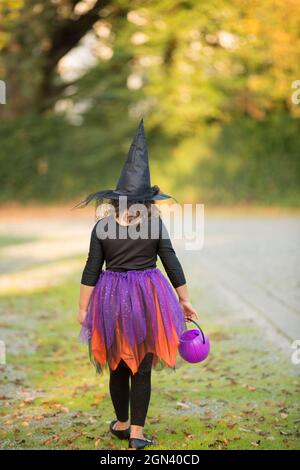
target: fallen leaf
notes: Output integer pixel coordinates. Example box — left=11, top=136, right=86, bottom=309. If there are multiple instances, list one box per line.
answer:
left=24, top=397, right=36, bottom=403
left=149, top=417, right=160, bottom=424
left=258, top=431, right=269, bottom=437
left=227, top=421, right=237, bottom=429
left=183, top=430, right=194, bottom=439
left=239, top=427, right=252, bottom=433
left=43, top=437, right=53, bottom=445
left=226, top=377, right=239, bottom=385
left=165, top=427, right=177, bottom=434
left=176, top=401, right=190, bottom=409
left=34, top=415, right=44, bottom=421
left=251, top=440, right=261, bottom=447
left=95, top=438, right=101, bottom=448
left=242, top=384, right=257, bottom=391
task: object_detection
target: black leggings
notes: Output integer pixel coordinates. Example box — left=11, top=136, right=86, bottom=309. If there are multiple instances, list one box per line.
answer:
left=109, top=353, right=153, bottom=427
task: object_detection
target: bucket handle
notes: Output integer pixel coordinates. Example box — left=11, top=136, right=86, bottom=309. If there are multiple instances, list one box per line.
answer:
left=185, top=319, right=206, bottom=344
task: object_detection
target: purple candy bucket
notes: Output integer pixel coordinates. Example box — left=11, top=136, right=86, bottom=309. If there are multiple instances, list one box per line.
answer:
left=179, top=320, right=210, bottom=363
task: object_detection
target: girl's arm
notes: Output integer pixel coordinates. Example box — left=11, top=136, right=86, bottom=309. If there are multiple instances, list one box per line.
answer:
left=157, top=217, right=186, bottom=288
left=175, top=284, right=198, bottom=322
left=78, top=222, right=104, bottom=324
left=78, top=284, right=95, bottom=324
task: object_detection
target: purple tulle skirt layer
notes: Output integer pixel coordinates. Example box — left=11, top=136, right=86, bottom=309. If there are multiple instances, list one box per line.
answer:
left=80, top=268, right=185, bottom=375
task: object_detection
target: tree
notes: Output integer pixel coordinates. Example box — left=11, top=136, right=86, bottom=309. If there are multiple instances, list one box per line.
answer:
left=0, top=0, right=299, bottom=204
left=0, top=0, right=119, bottom=117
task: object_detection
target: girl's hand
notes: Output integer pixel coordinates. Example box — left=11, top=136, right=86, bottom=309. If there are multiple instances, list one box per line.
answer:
left=179, top=299, right=198, bottom=322
left=78, top=308, right=87, bottom=325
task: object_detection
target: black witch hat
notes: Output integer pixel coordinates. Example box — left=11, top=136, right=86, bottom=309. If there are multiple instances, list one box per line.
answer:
left=75, top=119, right=172, bottom=207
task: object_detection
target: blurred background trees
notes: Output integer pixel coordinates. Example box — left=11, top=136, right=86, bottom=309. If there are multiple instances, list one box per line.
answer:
left=0, top=0, right=299, bottom=205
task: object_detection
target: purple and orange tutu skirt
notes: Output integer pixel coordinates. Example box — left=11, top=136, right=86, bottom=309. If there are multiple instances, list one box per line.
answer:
left=80, top=268, right=186, bottom=375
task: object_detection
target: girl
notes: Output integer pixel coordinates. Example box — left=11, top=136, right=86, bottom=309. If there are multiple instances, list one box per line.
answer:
left=77, top=120, right=198, bottom=449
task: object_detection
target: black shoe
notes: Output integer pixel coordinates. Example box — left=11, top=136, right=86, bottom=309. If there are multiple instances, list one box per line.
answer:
left=109, top=420, right=130, bottom=440
left=128, top=437, right=155, bottom=449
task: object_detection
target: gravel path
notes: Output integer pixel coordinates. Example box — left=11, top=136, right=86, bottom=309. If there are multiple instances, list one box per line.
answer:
left=178, top=216, right=300, bottom=342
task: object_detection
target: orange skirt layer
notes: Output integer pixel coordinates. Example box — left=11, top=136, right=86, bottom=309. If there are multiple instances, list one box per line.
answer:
left=91, top=289, right=181, bottom=374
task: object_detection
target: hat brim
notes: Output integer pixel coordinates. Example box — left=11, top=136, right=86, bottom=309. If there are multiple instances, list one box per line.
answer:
left=73, top=189, right=173, bottom=208
left=108, top=190, right=172, bottom=201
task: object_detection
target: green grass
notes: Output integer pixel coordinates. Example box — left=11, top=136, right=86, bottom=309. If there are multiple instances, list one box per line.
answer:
left=0, top=235, right=38, bottom=249
left=0, top=277, right=299, bottom=450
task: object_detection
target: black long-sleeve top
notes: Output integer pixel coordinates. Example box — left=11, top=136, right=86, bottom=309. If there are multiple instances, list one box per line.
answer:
left=81, top=215, right=186, bottom=288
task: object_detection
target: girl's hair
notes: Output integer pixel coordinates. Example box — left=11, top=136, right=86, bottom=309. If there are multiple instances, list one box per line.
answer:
left=95, top=198, right=160, bottom=222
